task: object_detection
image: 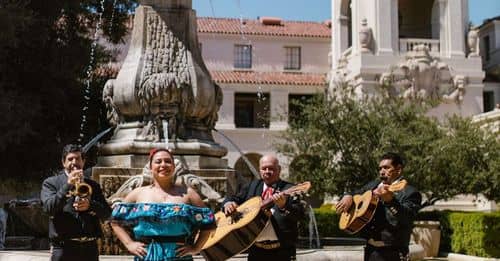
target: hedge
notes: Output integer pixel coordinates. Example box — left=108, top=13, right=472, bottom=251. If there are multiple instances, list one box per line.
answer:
left=418, top=210, right=500, bottom=258
left=300, top=205, right=500, bottom=258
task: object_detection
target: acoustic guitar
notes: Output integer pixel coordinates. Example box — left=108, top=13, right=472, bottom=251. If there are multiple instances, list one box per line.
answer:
left=338, top=180, right=407, bottom=234
left=201, top=182, right=311, bottom=261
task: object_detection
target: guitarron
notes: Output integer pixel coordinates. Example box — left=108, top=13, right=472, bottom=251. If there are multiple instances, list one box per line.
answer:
left=201, top=181, right=311, bottom=261
left=338, top=180, right=407, bottom=234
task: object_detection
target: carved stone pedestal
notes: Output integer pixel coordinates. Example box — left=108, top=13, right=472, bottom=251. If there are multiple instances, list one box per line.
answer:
left=91, top=166, right=236, bottom=200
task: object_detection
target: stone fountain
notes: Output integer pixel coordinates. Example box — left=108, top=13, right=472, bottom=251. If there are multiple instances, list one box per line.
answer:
left=92, top=0, right=236, bottom=254
left=94, top=0, right=236, bottom=198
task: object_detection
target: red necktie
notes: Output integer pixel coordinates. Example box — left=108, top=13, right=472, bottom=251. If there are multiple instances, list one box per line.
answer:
left=262, top=187, right=274, bottom=200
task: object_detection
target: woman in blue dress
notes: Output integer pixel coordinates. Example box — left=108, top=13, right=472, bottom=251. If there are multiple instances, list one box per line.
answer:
left=110, top=148, right=216, bottom=261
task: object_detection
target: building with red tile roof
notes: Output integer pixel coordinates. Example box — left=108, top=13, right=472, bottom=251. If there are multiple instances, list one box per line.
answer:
left=97, top=15, right=331, bottom=176
left=197, top=16, right=331, bottom=176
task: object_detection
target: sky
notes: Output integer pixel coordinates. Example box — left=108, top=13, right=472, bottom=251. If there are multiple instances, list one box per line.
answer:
left=193, top=0, right=500, bottom=26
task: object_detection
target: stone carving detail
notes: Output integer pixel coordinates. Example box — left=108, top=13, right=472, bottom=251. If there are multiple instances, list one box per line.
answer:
left=134, top=11, right=222, bottom=142
left=467, top=25, right=479, bottom=58
left=102, top=5, right=223, bottom=143
left=102, top=79, right=121, bottom=126
left=101, top=176, right=134, bottom=199
left=443, top=75, right=467, bottom=104
left=107, top=158, right=222, bottom=204
left=378, top=72, right=394, bottom=87
left=398, top=44, right=449, bottom=100
left=377, top=72, right=398, bottom=98
left=329, top=49, right=354, bottom=96
left=136, top=14, right=190, bottom=141
left=359, top=18, right=373, bottom=53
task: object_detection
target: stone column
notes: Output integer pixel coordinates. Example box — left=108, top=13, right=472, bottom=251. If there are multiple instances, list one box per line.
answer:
left=332, top=0, right=350, bottom=70
left=374, top=0, right=398, bottom=55
left=447, top=0, right=466, bottom=58
left=438, top=0, right=448, bottom=57
left=350, top=0, right=360, bottom=55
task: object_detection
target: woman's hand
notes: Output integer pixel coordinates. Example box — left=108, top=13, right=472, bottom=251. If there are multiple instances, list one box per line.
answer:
left=126, top=241, right=147, bottom=258
left=176, top=244, right=201, bottom=257
left=73, top=197, right=90, bottom=212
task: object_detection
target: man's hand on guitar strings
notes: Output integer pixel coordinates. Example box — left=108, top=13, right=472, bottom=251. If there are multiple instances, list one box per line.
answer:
left=223, top=201, right=238, bottom=216
left=271, top=193, right=287, bottom=209
left=335, top=195, right=353, bottom=213
left=373, top=184, right=394, bottom=202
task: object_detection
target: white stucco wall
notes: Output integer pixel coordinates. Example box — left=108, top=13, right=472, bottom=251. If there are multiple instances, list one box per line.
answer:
left=199, top=31, right=330, bottom=173
left=199, top=34, right=330, bottom=73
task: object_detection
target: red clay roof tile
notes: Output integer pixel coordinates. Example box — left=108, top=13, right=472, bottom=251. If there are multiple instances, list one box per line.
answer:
left=210, top=71, right=327, bottom=86
left=197, top=17, right=331, bottom=38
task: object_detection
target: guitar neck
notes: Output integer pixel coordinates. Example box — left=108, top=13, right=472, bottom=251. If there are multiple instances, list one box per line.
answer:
left=260, top=193, right=285, bottom=209
left=259, top=181, right=311, bottom=209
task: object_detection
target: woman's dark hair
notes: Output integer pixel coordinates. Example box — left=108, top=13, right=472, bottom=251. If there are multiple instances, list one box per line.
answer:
left=149, top=148, right=173, bottom=167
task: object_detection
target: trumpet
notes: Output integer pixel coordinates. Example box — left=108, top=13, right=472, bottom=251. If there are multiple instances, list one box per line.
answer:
left=74, top=179, right=92, bottom=198
left=70, top=166, right=92, bottom=198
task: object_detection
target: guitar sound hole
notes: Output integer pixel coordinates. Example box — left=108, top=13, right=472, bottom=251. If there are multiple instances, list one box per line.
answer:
left=231, top=211, right=243, bottom=223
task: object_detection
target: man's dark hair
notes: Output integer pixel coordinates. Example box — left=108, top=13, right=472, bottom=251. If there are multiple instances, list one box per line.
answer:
left=61, top=144, right=84, bottom=161
left=381, top=152, right=404, bottom=167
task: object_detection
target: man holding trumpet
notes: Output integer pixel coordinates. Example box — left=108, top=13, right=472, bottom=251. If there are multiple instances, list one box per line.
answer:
left=41, top=144, right=111, bottom=261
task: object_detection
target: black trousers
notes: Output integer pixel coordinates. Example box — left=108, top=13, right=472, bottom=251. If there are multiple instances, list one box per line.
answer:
left=51, top=240, right=98, bottom=261
left=364, top=245, right=410, bottom=261
left=248, top=245, right=296, bottom=261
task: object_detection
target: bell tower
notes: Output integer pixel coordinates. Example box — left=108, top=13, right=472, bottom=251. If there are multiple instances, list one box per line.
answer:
left=330, top=0, right=484, bottom=117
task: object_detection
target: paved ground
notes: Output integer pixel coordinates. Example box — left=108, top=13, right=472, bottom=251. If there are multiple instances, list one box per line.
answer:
left=0, top=246, right=365, bottom=261
left=2, top=242, right=498, bottom=260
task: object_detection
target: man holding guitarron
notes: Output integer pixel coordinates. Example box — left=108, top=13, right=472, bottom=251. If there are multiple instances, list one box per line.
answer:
left=223, top=154, right=305, bottom=261
left=336, top=152, right=422, bottom=261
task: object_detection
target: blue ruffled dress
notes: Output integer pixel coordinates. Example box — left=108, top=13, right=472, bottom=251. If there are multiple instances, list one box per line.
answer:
left=111, top=203, right=216, bottom=261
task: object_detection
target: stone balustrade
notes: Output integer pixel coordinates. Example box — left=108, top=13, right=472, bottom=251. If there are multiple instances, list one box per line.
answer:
left=400, top=38, right=440, bottom=54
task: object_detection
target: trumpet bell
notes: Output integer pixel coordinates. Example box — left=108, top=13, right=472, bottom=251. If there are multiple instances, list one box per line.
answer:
left=75, top=182, right=93, bottom=198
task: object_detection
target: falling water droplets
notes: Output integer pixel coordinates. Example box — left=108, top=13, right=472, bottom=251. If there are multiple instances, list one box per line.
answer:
left=109, top=0, right=118, bottom=33
left=78, top=0, right=108, bottom=143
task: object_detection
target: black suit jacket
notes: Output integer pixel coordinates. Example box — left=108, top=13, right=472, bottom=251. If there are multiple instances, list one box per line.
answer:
left=223, top=179, right=305, bottom=249
left=40, top=170, right=111, bottom=241
left=349, top=178, right=422, bottom=248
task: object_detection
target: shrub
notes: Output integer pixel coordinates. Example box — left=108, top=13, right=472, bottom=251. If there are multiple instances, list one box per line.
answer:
left=304, top=207, right=500, bottom=258
left=417, top=211, right=500, bottom=257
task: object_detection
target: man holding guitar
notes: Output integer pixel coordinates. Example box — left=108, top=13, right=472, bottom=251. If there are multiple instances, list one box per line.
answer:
left=336, top=152, right=422, bottom=261
left=223, top=155, right=306, bottom=261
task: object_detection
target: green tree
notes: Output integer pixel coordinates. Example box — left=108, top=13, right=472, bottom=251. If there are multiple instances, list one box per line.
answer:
left=277, top=83, right=500, bottom=207
left=0, top=0, right=136, bottom=182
